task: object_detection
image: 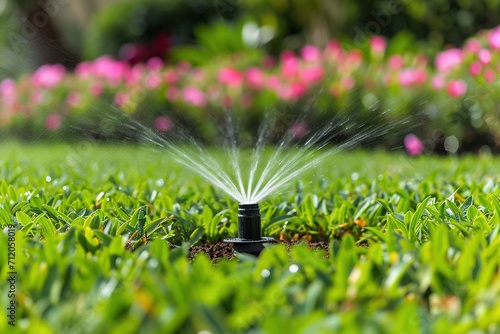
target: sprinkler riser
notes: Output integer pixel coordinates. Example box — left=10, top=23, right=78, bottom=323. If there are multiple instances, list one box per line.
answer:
left=224, top=202, right=275, bottom=256
left=238, top=203, right=261, bottom=240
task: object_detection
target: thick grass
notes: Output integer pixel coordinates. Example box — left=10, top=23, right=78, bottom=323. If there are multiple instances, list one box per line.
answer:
left=1, top=141, right=500, bottom=333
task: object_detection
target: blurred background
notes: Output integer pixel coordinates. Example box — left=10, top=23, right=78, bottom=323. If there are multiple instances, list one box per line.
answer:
left=1, top=0, right=500, bottom=153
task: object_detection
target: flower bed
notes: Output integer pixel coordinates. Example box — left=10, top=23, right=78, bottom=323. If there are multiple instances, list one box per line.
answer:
left=2, top=26, right=500, bottom=152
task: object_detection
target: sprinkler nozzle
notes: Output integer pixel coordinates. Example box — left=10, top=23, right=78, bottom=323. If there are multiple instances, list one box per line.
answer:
left=224, top=202, right=275, bottom=256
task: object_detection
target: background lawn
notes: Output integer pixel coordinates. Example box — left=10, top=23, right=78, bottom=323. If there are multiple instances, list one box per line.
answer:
left=1, top=142, right=500, bottom=333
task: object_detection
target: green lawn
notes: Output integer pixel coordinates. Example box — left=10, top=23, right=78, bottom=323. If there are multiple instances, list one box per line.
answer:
left=1, top=142, right=500, bottom=333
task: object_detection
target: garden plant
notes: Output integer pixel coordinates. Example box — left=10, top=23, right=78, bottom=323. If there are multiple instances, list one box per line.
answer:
left=2, top=2, right=500, bottom=333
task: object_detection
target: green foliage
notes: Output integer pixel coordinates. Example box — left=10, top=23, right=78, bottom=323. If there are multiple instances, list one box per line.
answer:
left=1, top=143, right=500, bottom=332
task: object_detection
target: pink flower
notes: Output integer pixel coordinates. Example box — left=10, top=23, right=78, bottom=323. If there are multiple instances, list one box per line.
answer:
left=30, top=90, right=46, bottom=105
left=93, top=56, right=128, bottom=86
left=346, top=50, right=363, bottom=68
left=66, top=91, right=81, bottom=107
left=114, top=92, right=129, bottom=107
left=325, top=40, right=342, bottom=59
left=164, top=70, right=179, bottom=84
left=301, top=45, right=321, bottom=62
left=370, top=36, right=387, bottom=57
left=464, top=38, right=481, bottom=53
left=277, top=82, right=306, bottom=101
left=165, top=86, right=179, bottom=100
left=145, top=72, right=162, bottom=90
left=45, top=113, right=62, bottom=131
left=267, top=75, right=281, bottom=90
left=469, top=62, right=482, bottom=77
left=431, top=75, right=446, bottom=90
left=488, top=27, right=500, bottom=49
left=413, top=69, right=427, bottom=85
left=435, top=48, right=463, bottom=73
left=218, top=67, right=243, bottom=86
left=32, top=64, right=65, bottom=88
left=388, top=55, right=404, bottom=70
left=404, top=134, right=424, bottom=156
left=446, top=79, right=467, bottom=98
left=281, top=56, right=300, bottom=78
left=90, top=83, right=104, bottom=97
left=484, top=69, right=495, bottom=83
left=147, top=57, right=164, bottom=71
left=0, top=79, right=16, bottom=97
left=182, top=87, right=206, bottom=107
left=478, top=49, right=491, bottom=64
left=245, top=67, right=265, bottom=90
left=299, top=66, right=324, bottom=84
left=154, top=116, right=171, bottom=132
left=75, top=62, right=93, bottom=78
left=398, top=69, right=415, bottom=87
left=340, top=76, right=355, bottom=90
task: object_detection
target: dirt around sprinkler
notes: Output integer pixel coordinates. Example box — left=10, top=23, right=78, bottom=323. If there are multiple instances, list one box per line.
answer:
left=189, top=241, right=330, bottom=261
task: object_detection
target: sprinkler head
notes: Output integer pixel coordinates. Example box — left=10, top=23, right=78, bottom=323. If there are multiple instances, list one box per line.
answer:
left=224, top=203, right=275, bottom=256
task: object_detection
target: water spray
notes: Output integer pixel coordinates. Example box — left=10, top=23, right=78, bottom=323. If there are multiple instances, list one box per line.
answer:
left=224, top=203, right=275, bottom=256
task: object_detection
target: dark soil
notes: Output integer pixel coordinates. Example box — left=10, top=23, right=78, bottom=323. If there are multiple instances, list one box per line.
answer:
left=189, top=240, right=330, bottom=261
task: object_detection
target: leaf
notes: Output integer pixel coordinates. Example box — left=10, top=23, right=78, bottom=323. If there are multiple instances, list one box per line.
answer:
left=187, top=226, right=205, bottom=248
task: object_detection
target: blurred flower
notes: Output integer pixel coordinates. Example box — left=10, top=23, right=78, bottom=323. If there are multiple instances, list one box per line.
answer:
left=281, top=55, right=300, bottom=78
left=90, top=83, right=104, bottom=97
left=299, top=66, right=324, bottom=84
left=488, top=27, right=500, bottom=49
left=145, top=73, right=162, bottom=90
left=66, top=92, right=81, bottom=107
left=267, top=75, right=281, bottom=90
left=340, top=75, right=355, bottom=90
left=398, top=69, right=415, bottom=87
left=431, top=75, right=446, bottom=90
left=164, top=70, right=179, bottom=84
left=182, top=87, right=206, bottom=107
left=166, top=86, right=179, bottom=100
left=114, top=92, right=129, bottom=107
left=388, top=55, right=404, bottom=70
left=370, top=36, right=387, bottom=58
left=478, top=49, right=491, bottom=64
left=404, top=134, right=424, bottom=156
left=32, top=64, right=65, bottom=88
left=45, top=113, right=62, bottom=131
left=30, top=90, right=46, bottom=105
left=301, top=45, right=321, bottom=62
left=218, top=67, right=243, bottom=87
left=154, top=116, right=171, bottom=132
left=245, top=67, right=265, bottom=89
left=484, top=69, right=495, bottom=83
left=464, top=38, right=481, bottom=53
left=325, top=40, right=342, bottom=59
left=435, top=49, right=463, bottom=73
left=0, top=79, right=16, bottom=97
left=469, top=62, right=482, bottom=76
left=147, top=57, right=164, bottom=71
left=446, top=79, right=467, bottom=98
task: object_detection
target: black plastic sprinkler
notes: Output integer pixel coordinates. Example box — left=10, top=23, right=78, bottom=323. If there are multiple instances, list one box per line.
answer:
left=224, top=203, right=275, bottom=256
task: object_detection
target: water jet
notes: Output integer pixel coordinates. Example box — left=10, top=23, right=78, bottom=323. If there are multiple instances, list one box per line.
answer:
left=224, top=203, right=275, bottom=256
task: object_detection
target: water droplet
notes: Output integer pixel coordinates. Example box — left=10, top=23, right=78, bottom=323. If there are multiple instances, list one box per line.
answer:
left=289, top=264, right=299, bottom=273
left=156, top=179, right=165, bottom=187
left=377, top=174, right=384, bottom=181
left=45, top=176, right=52, bottom=182
left=261, top=269, right=271, bottom=278
left=351, top=173, right=359, bottom=181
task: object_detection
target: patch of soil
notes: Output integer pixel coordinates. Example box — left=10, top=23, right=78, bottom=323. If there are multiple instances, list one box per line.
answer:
left=189, top=240, right=330, bottom=261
